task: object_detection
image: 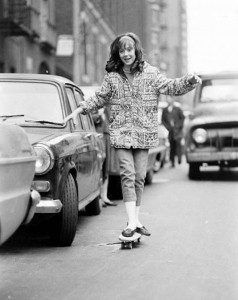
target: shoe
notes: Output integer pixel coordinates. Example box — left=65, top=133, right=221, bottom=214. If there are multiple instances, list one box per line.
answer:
left=122, top=228, right=136, bottom=237
left=103, top=200, right=117, bottom=206
left=106, top=201, right=117, bottom=206
left=170, top=162, right=175, bottom=168
left=136, top=226, right=151, bottom=236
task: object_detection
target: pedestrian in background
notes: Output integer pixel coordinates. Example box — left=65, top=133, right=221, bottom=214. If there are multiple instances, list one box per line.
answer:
left=65, top=32, right=201, bottom=238
left=92, top=105, right=117, bottom=207
left=162, top=96, right=185, bottom=168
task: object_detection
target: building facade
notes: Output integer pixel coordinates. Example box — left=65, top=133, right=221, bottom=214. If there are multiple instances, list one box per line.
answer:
left=0, top=0, right=188, bottom=90
left=55, top=0, right=188, bottom=86
left=0, top=0, right=57, bottom=74
left=55, top=0, right=116, bottom=84
left=159, top=0, right=188, bottom=78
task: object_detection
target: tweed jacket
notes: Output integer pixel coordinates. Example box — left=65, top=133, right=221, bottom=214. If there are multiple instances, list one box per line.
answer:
left=81, top=62, right=197, bottom=149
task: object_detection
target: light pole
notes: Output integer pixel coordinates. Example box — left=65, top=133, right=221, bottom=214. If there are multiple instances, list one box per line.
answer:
left=73, top=0, right=81, bottom=85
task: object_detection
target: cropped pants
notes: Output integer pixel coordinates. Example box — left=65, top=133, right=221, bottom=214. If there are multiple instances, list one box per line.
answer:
left=115, top=148, right=149, bottom=206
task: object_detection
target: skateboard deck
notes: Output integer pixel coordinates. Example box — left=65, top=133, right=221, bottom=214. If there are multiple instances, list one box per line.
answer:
left=119, top=232, right=142, bottom=249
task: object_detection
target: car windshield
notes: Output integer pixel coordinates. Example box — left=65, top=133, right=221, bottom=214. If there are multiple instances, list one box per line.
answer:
left=200, top=78, right=238, bottom=102
left=0, top=82, right=63, bottom=123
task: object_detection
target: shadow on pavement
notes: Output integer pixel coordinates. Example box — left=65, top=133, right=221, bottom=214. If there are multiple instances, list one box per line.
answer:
left=0, top=210, right=89, bottom=252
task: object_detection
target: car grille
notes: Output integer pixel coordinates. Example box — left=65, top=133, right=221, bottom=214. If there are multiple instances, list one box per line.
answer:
left=200, top=126, right=238, bottom=150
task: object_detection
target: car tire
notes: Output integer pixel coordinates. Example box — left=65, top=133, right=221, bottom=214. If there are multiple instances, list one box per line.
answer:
left=85, top=195, right=101, bottom=215
left=145, top=169, right=154, bottom=185
left=160, top=157, right=165, bottom=169
left=153, top=158, right=162, bottom=172
left=50, top=173, right=78, bottom=246
left=188, top=163, right=200, bottom=180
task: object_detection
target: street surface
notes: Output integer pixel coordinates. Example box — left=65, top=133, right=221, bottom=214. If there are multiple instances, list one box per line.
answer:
left=1, top=161, right=238, bottom=300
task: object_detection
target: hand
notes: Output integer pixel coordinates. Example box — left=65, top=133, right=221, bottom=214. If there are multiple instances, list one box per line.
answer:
left=63, top=106, right=83, bottom=123
left=188, top=74, right=202, bottom=85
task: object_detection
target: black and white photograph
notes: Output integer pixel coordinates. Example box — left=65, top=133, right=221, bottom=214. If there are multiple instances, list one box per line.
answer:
left=1, top=0, right=238, bottom=299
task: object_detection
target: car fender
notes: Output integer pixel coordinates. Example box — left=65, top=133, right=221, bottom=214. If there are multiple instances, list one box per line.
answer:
left=57, top=160, right=78, bottom=199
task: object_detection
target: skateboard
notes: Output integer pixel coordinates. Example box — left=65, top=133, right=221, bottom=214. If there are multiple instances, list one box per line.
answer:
left=119, top=232, right=142, bottom=249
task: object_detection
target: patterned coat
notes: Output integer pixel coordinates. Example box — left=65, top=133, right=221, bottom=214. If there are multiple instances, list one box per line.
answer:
left=81, top=62, right=197, bottom=149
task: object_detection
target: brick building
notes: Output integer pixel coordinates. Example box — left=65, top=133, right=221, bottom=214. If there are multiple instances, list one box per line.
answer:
left=0, top=0, right=57, bottom=74
left=56, top=0, right=115, bottom=84
left=159, top=0, right=188, bottom=78
left=55, top=0, right=188, bottom=86
left=0, top=0, right=188, bottom=89
left=55, top=0, right=163, bottom=84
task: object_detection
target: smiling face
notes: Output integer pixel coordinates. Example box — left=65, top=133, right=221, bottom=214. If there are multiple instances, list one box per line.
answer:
left=118, top=36, right=136, bottom=68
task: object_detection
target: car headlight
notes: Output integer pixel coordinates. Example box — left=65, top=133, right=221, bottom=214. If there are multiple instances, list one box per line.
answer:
left=192, top=128, right=207, bottom=144
left=33, top=144, right=54, bottom=175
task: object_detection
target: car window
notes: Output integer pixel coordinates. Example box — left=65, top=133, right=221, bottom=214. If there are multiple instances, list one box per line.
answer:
left=74, top=89, right=91, bottom=131
left=200, top=78, right=238, bottom=102
left=0, top=81, right=63, bottom=122
left=65, top=87, right=83, bottom=129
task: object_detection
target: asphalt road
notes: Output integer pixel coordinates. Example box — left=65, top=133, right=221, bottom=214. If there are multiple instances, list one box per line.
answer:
left=1, top=161, right=238, bottom=300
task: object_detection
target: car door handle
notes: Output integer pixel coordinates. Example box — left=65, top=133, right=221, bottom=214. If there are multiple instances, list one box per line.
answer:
left=85, top=133, right=92, bottom=138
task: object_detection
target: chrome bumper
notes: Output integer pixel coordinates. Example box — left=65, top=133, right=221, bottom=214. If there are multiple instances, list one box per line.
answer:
left=187, top=151, right=238, bottom=162
left=23, top=189, right=41, bottom=224
left=36, top=199, right=63, bottom=214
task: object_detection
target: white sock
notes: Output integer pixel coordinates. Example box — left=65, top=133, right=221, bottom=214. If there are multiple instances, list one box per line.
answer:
left=135, top=206, right=143, bottom=228
left=125, top=202, right=136, bottom=229
left=101, top=178, right=109, bottom=202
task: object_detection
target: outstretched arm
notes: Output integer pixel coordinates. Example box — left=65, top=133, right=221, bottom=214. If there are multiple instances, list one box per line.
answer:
left=63, top=106, right=83, bottom=123
left=63, top=74, right=112, bottom=124
left=155, top=71, right=201, bottom=96
left=80, top=74, right=112, bottom=114
left=187, top=74, right=202, bottom=85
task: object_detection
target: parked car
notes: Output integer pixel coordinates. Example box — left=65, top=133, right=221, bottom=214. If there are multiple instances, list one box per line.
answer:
left=0, top=74, right=105, bottom=246
left=81, top=86, right=168, bottom=199
left=185, top=72, right=238, bottom=179
left=0, top=123, right=40, bottom=246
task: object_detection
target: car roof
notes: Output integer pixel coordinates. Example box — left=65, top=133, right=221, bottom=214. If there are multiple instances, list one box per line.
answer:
left=199, top=71, right=238, bottom=80
left=0, top=73, right=76, bottom=85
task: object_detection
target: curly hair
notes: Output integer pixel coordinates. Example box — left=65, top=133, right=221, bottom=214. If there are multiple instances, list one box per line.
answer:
left=105, top=32, right=144, bottom=74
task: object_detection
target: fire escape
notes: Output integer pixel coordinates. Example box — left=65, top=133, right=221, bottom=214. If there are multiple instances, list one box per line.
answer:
left=0, top=0, right=56, bottom=53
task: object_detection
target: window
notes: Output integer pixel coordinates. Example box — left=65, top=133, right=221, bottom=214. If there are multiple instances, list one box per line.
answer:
left=74, top=89, right=91, bottom=130
left=201, top=78, right=238, bottom=102
left=0, top=81, right=63, bottom=123
left=65, top=87, right=82, bottom=128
